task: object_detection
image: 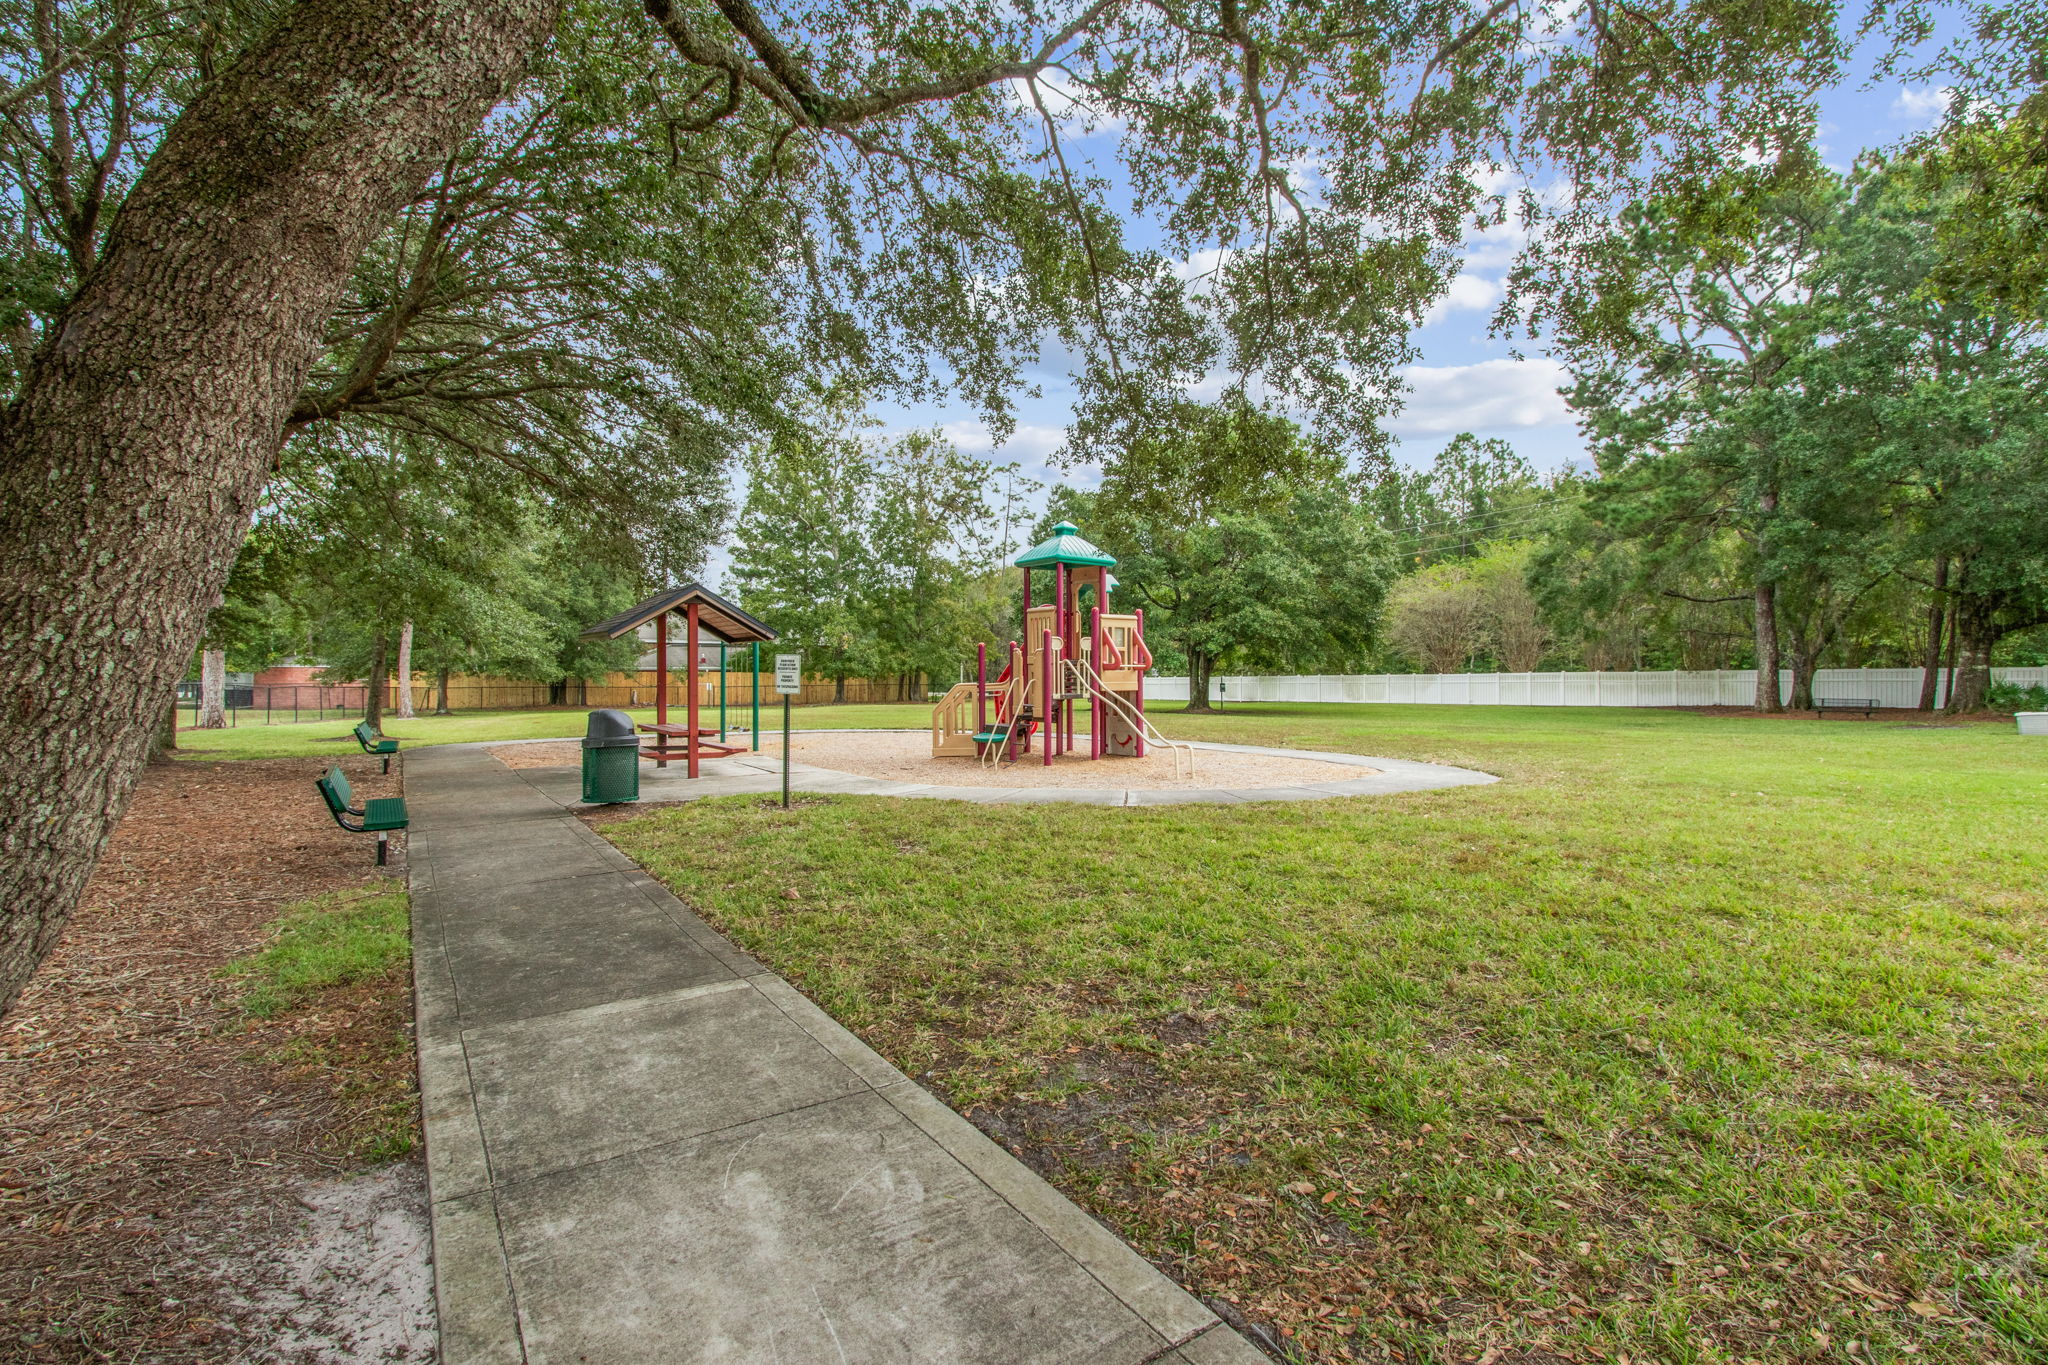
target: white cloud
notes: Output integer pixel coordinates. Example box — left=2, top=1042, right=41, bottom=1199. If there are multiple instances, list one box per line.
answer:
left=1004, top=69, right=1126, bottom=137
left=1892, top=86, right=1954, bottom=124
left=941, top=419, right=1067, bottom=462
left=1171, top=246, right=1235, bottom=292
left=1391, top=358, right=1571, bottom=435
left=1423, top=269, right=1504, bottom=325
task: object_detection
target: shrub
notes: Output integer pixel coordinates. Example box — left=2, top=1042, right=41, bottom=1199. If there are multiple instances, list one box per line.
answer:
left=1986, top=680, right=2048, bottom=713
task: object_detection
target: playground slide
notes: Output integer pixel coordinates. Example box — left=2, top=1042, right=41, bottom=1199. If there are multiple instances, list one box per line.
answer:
left=1066, top=661, right=1195, bottom=778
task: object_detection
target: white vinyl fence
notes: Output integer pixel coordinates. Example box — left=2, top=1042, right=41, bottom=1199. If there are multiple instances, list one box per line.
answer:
left=1145, top=667, right=2048, bottom=710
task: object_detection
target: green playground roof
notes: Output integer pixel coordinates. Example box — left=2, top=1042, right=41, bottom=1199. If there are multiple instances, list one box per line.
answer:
left=1014, top=521, right=1116, bottom=569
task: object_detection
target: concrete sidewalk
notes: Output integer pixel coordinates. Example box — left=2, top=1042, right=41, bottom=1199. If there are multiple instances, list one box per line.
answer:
left=408, top=744, right=1266, bottom=1364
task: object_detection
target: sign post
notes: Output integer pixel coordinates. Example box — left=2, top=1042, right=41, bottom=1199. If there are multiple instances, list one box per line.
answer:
left=774, top=653, right=801, bottom=808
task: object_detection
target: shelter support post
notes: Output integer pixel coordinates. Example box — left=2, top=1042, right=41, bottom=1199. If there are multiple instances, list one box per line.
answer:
left=686, top=603, right=702, bottom=779
left=655, top=612, right=669, bottom=768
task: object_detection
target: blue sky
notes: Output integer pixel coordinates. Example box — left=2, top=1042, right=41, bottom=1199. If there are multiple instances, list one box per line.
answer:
left=703, top=41, right=1962, bottom=586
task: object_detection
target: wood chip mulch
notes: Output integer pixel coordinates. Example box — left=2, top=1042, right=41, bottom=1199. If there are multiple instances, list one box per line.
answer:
left=0, top=752, right=416, bottom=1363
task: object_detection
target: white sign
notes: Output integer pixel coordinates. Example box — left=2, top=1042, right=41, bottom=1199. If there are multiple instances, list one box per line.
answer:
left=774, top=654, right=803, bottom=694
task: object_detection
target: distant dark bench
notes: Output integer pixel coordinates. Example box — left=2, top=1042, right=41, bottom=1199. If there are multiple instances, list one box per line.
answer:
left=316, top=766, right=409, bottom=865
left=353, top=719, right=400, bottom=772
left=1816, top=698, right=1880, bottom=718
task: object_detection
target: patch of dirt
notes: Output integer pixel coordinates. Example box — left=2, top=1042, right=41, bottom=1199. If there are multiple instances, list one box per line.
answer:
left=209, top=1162, right=434, bottom=1363
left=0, top=754, right=428, bottom=1363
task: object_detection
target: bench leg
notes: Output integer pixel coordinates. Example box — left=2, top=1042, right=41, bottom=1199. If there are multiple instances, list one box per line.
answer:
left=376, top=831, right=389, bottom=867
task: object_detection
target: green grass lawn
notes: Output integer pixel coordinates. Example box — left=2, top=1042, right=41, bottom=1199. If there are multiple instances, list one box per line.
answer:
left=602, top=704, right=2048, bottom=1364
left=170, top=702, right=933, bottom=761
left=220, top=885, right=420, bottom=1161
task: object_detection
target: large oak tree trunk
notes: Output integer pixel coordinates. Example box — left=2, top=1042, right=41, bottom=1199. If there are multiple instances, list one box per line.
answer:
left=365, top=631, right=390, bottom=735
left=1185, top=649, right=1214, bottom=713
left=395, top=620, right=416, bottom=718
left=1751, top=483, right=1782, bottom=713
left=435, top=665, right=453, bottom=716
left=0, top=0, right=556, bottom=1014
left=154, top=698, right=179, bottom=757
left=1946, top=596, right=2000, bottom=714
left=198, top=649, right=228, bottom=728
left=1751, top=580, right=1782, bottom=713
left=1788, top=648, right=1817, bottom=712
left=1916, top=557, right=1949, bottom=711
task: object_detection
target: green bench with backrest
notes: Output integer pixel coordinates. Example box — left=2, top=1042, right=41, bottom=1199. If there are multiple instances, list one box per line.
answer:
left=1815, top=697, right=1881, bottom=718
left=353, top=719, right=400, bottom=772
left=316, top=766, right=409, bottom=865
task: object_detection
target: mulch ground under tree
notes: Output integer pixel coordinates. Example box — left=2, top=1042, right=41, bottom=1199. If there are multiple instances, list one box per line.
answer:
left=0, top=750, right=424, bottom=1364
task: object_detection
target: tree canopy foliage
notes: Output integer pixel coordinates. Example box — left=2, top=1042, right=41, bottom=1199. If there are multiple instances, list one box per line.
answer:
left=730, top=415, right=1032, bottom=696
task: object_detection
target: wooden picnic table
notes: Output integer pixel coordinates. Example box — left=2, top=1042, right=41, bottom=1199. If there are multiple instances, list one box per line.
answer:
left=638, top=721, right=747, bottom=765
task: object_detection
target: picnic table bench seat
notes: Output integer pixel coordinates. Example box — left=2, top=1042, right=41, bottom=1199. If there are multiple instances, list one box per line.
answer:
left=353, top=720, right=400, bottom=772
left=638, top=721, right=747, bottom=763
left=316, top=766, right=409, bottom=865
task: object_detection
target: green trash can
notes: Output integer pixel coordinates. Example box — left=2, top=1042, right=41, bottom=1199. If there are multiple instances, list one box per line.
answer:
left=581, top=708, right=640, bottom=804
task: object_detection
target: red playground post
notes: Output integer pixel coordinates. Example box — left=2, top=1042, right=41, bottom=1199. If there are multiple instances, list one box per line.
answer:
left=1089, top=606, right=1103, bottom=761
left=1040, top=627, right=1054, bottom=767
left=1134, top=608, right=1148, bottom=758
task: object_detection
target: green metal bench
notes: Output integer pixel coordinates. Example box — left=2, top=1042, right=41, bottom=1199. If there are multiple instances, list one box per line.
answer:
left=316, top=766, right=409, bottom=865
left=353, top=719, right=400, bottom=773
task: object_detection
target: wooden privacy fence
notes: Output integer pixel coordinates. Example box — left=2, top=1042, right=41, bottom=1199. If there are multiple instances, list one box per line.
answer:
left=383, top=673, right=928, bottom=712
left=176, top=671, right=930, bottom=726
left=1146, top=667, right=2048, bottom=709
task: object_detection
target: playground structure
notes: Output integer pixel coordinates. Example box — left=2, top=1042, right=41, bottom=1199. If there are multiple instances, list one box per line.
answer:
left=579, top=584, right=778, bottom=778
left=932, top=522, right=1192, bottom=775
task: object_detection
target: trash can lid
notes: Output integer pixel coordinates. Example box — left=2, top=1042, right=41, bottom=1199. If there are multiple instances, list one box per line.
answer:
left=584, top=708, right=639, bottom=747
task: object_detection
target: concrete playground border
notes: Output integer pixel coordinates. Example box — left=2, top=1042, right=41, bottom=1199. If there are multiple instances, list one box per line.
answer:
left=486, top=730, right=1499, bottom=807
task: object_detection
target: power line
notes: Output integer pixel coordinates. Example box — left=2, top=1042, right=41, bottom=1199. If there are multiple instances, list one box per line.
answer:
left=1385, top=502, right=1576, bottom=554
left=1378, top=491, right=1578, bottom=539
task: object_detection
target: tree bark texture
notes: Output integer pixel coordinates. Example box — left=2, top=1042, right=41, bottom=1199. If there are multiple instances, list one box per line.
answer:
left=1788, top=648, right=1817, bottom=712
left=395, top=620, right=416, bottom=718
left=1916, top=557, right=1948, bottom=711
left=0, top=0, right=557, bottom=1014
left=155, top=697, right=178, bottom=756
left=435, top=665, right=453, bottom=716
left=1751, top=580, right=1782, bottom=713
left=198, top=648, right=227, bottom=728
left=1185, top=649, right=1214, bottom=713
left=1941, top=594, right=1961, bottom=710
left=1946, top=595, right=2000, bottom=714
left=365, top=631, right=389, bottom=735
